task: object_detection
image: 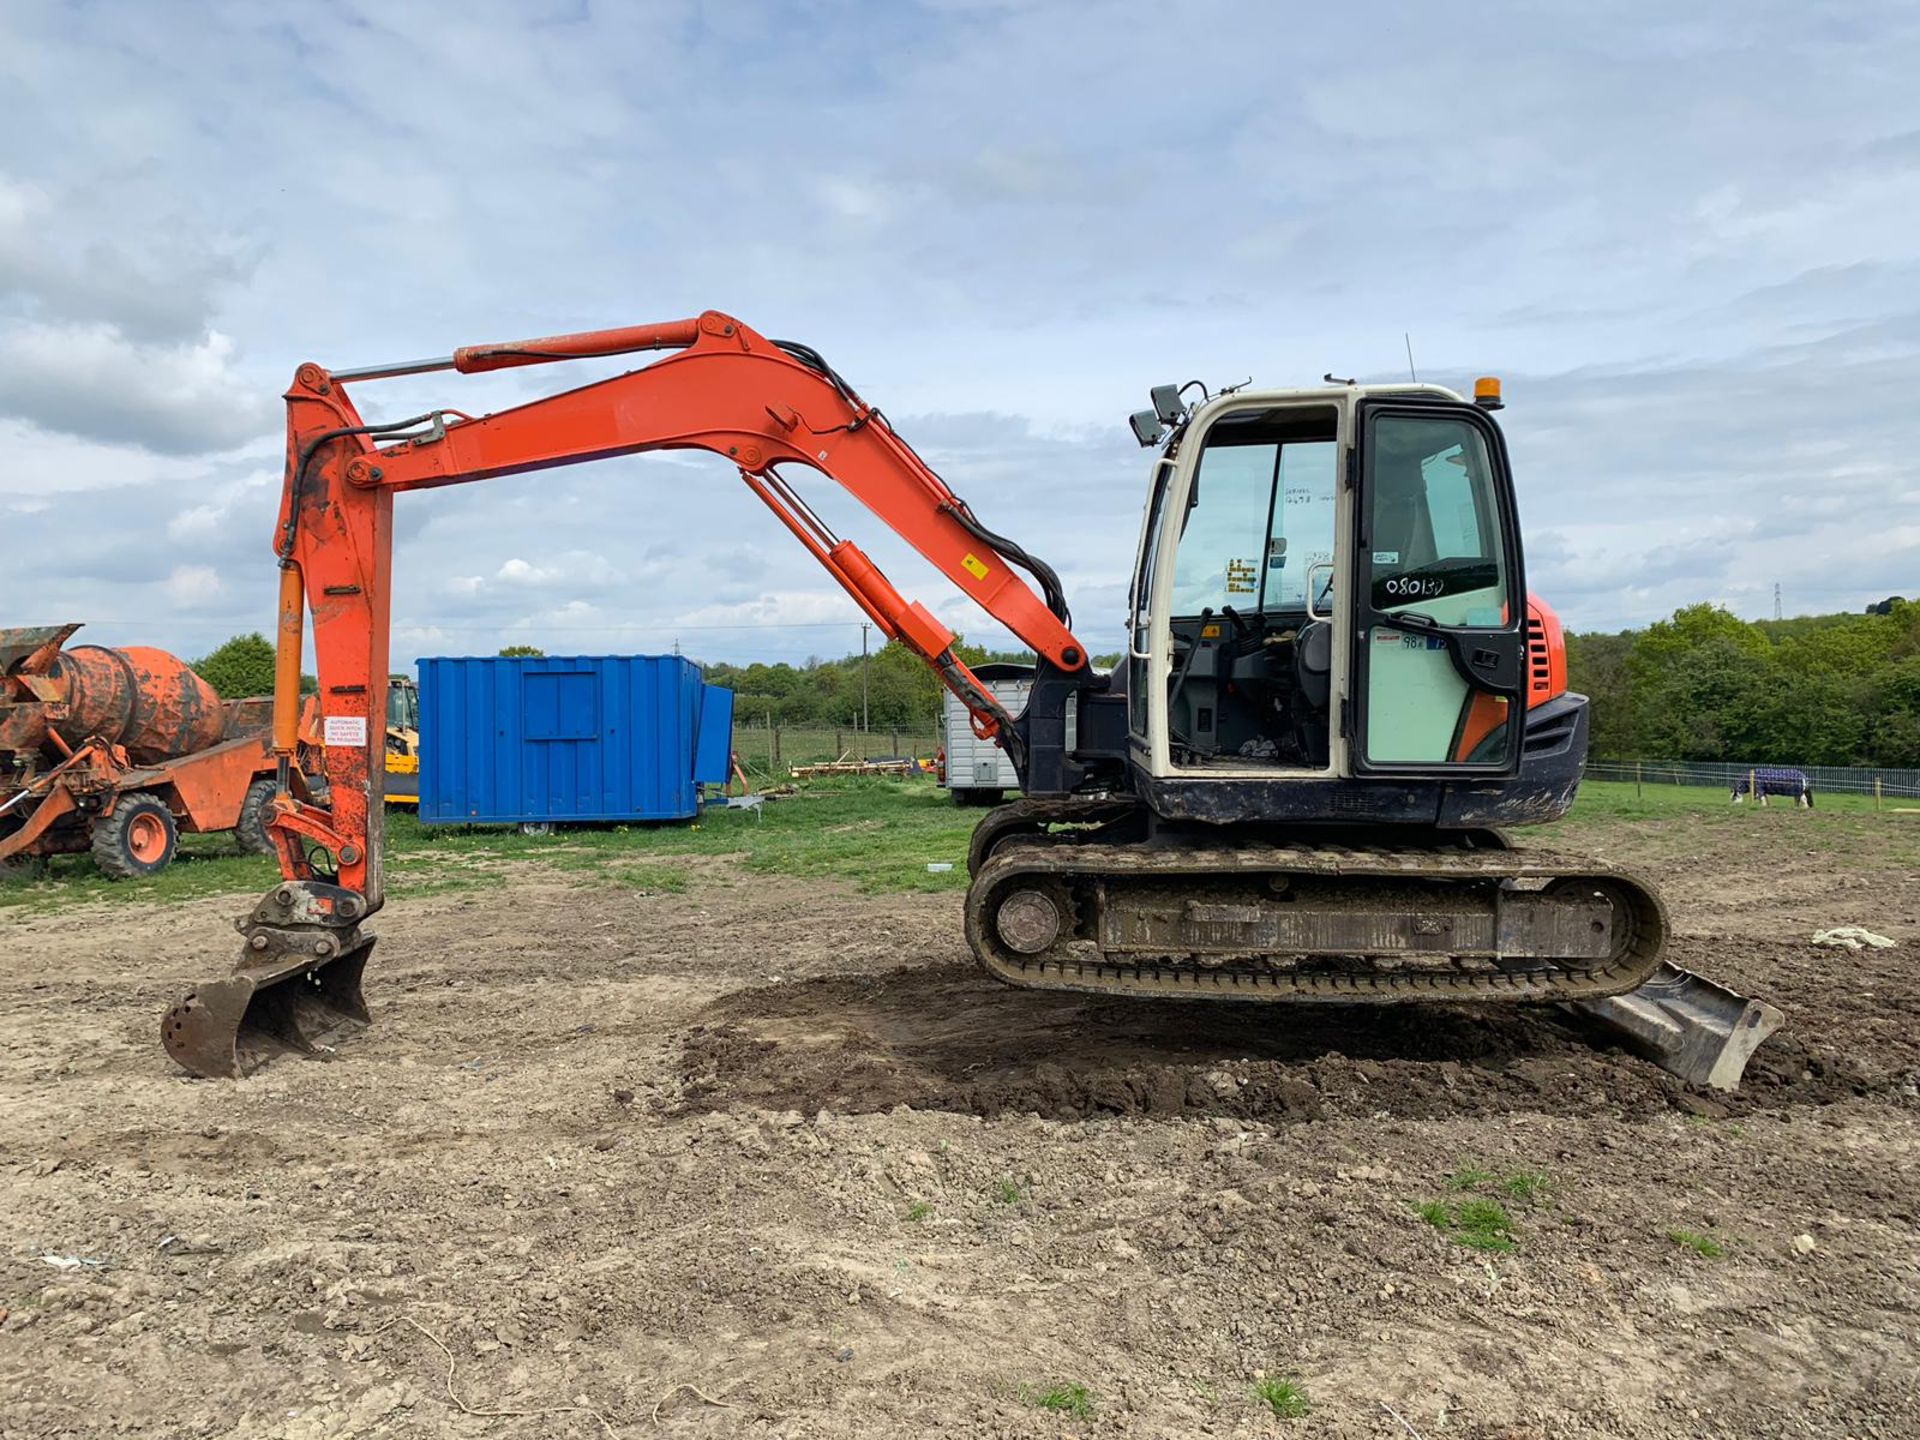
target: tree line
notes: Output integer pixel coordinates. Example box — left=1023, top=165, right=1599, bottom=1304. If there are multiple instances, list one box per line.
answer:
left=1568, top=598, right=1918, bottom=768
left=190, top=596, right=1919, bottom=766
left=702, top=639, right=1001, bottom=730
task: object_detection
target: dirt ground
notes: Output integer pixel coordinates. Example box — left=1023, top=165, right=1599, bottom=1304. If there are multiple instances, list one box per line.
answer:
left=3, top=808, right=1917, bottom=1438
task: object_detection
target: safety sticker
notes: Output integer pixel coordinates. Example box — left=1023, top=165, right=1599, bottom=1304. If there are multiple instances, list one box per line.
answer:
left=1373, top=550, right=1400, bottom=565
left=1224, top=558, right=1258, bottom=595
left=961, top=553, right=990, bottom=581
left=323, top=715, right=368, bottom=746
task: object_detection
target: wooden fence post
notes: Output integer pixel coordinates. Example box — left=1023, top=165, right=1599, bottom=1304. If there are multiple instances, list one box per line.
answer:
left=1635, top=760, right=1642, bottom=798
left=1876, top=777, right=1883, bottom=812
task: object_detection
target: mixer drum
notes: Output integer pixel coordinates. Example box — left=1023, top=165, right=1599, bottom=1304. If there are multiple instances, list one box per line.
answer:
left=49, top=645, right=227, bottom=763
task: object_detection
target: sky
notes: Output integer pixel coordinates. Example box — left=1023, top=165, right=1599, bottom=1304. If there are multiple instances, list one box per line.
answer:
left=1, top=0, right=1916, bottom=672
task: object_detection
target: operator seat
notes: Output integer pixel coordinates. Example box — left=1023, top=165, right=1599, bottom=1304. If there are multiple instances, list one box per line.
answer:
left=1293, top=620, right=1331, bottom=767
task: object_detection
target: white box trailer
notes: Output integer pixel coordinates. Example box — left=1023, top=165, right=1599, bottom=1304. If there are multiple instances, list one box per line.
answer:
left=940, top=663, right=1033, bottom=805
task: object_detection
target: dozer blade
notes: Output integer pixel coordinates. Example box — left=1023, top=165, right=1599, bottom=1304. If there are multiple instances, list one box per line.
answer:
left=162, top=940, right=373, bottom=1079
left=1569, top=960, right=1783, bottom=1092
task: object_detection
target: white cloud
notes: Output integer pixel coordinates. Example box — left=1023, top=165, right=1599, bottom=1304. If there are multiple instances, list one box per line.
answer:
left=0, top=0, right=1915, bottom=661
left=816, top=175, right=898, bottom=225
left=163, top=565, right=223, bottom=607
left=0, top=323, right=272, bottom=453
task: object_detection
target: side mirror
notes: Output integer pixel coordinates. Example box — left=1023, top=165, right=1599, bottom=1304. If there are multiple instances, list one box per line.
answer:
left=1150, top=384, right=1185, bottom=425
left=1129, top=409, right=1166, bottom=447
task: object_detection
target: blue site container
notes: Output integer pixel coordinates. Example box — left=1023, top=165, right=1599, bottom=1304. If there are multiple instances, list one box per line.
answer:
left=416, top=654, right=734, bottom=825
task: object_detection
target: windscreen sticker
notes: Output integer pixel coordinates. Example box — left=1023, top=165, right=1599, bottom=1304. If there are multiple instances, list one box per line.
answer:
left=323, top=715, right=367, bottom=746
left=1224, top=558, right=1258, bottom=595
left=1373, top=550, right=1400, bottom=565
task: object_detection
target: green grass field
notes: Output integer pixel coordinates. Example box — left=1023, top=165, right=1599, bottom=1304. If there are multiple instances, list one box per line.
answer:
left=0, top=775, right=978, bottom=914
left=3, top=776, right=1911, bottom=915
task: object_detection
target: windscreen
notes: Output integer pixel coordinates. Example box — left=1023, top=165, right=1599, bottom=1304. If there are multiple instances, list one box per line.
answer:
left=1170, top=436, right=1337, bottom=615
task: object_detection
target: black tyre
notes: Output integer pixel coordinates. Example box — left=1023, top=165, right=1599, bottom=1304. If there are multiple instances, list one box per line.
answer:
left=91, top=792, right=177, bottom=879
left=235, top=778, right=280, bottom=856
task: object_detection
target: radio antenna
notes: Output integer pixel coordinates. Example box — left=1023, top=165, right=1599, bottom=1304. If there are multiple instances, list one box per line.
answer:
left=1404, top=332, right=1418, bottom=382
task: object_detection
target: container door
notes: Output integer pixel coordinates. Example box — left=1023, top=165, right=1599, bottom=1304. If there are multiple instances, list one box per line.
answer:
left=523, top=668, right=600, bottom=818
left=693, top=684, right=734, bottom=786
left=1349, top=402, right=1526, bottom=775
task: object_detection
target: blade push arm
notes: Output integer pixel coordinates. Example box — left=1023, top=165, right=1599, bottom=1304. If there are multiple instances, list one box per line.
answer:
left=268, top=310, right=1088, bottom=906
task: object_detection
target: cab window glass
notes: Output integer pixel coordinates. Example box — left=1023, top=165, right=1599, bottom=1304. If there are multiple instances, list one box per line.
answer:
left=1171, top=438, right=1337, bottom=615
left=1368, top=417, right=1506, bottom=619
left=1171, top=443, right=1271, bottom=615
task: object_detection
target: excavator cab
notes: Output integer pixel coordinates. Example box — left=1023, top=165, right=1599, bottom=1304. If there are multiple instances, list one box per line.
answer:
left=1117, top=384, right=1559, bottom=829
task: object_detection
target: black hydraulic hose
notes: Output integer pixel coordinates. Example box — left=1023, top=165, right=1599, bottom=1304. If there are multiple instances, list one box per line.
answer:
left=772, top=338, right=1074, bottom=631
left=278, top=413, right=442, bottom=561
left=935, top=650, right=1026, bottom=774
left=938, top=500, right=1072, bottom=629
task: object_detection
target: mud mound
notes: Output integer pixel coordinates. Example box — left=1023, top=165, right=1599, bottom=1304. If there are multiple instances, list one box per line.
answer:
left=677, top=962, right=1754, bottom=1123
left=678, top=953, right=1920, bottom=1124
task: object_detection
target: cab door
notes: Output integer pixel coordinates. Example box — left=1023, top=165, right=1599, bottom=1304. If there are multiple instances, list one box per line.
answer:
left=1349, top=401, right=1526, bottom=775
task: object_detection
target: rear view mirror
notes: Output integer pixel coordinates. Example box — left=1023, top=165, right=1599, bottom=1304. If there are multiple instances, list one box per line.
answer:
left=1129, top=409, right=1166, bottom=447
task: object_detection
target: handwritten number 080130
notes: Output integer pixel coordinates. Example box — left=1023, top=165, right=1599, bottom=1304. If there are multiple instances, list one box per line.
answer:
left=1382, top=575, right=1446, bottom=599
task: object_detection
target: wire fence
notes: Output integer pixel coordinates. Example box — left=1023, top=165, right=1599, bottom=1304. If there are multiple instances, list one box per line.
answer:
left=732, top=722, right=944, bottom=778
left=727, top=726, right=1920, bottom=799
left=1587, top=759, right=1920, bottom=800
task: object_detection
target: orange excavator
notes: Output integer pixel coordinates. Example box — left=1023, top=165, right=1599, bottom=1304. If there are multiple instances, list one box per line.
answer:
left=161, top=312, right=1775, bottom=1087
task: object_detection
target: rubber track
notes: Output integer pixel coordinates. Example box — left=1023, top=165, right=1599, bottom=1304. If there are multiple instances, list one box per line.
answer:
left=964, top=842, right=1668, bottom=1004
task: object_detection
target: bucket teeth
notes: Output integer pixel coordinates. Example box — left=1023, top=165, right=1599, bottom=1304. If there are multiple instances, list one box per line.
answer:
left=162, top=939, right=372, bottom=1079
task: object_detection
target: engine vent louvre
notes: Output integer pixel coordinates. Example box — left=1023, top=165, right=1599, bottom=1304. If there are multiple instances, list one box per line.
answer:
left=1525, top=616, right=1552, bottom=698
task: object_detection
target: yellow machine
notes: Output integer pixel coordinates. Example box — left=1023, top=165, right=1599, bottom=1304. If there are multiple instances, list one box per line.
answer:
left=383, top=675, right=420, bottom=806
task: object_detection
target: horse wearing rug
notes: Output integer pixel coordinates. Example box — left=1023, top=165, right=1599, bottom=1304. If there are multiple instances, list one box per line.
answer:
left=1732, top=766, right=1814, bottom=807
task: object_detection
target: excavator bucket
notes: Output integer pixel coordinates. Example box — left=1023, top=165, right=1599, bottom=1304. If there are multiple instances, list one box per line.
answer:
left=1569, top=960, right=1784, bottom=1092
left=162, top=940, right=373, bottom=1079
left=162, top=881, right=376, bottom=1078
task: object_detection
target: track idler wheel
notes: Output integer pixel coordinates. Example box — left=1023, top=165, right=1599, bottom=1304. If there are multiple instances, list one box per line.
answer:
left=995, top=882, right=1072, bottom=954
left=161, top=881, right=374, bottom=1079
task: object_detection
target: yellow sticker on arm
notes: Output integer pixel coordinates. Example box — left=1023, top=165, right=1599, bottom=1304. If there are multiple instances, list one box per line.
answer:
left=961, top=553, right=990, bottom=581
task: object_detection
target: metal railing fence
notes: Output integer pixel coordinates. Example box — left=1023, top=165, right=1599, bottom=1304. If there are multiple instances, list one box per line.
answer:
left=1586, top=759, right=1920, bottom=800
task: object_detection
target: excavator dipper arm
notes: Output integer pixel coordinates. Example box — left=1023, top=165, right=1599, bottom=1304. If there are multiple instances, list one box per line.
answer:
left=161, top=311, right=1090, bottom=1078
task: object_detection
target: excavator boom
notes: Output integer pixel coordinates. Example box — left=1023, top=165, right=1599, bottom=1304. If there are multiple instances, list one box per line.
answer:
left=163, top=311, right=1093, bottom=1077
